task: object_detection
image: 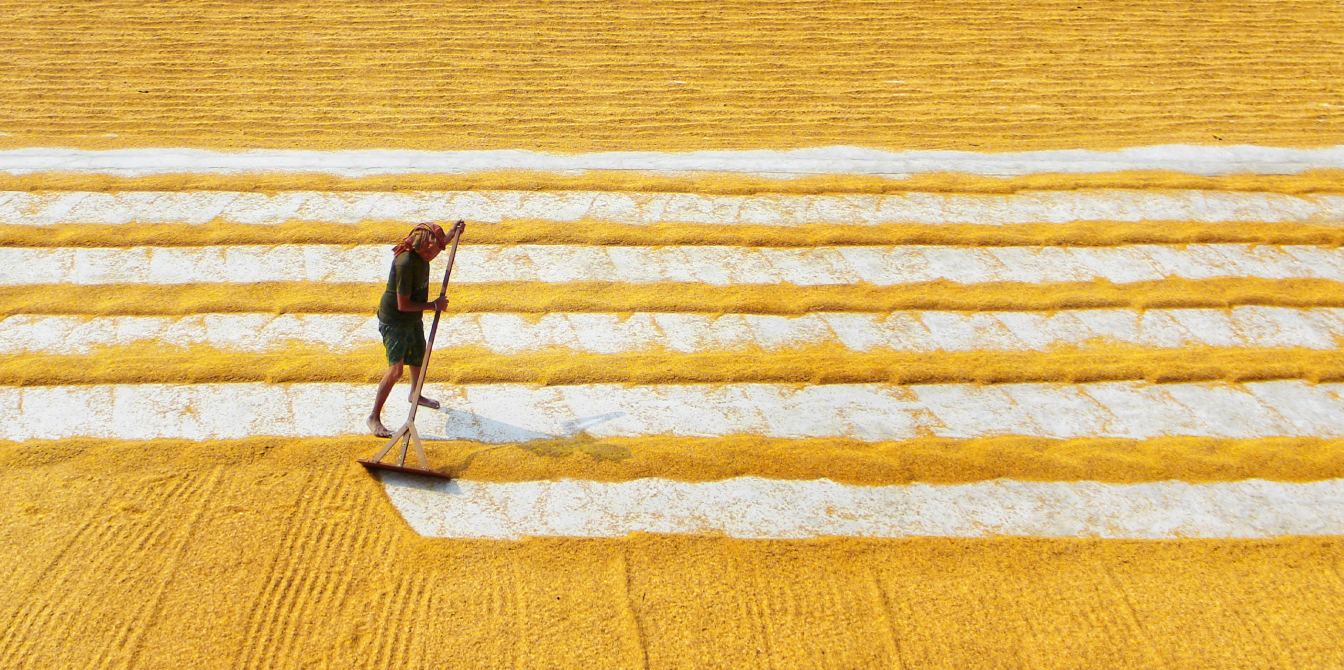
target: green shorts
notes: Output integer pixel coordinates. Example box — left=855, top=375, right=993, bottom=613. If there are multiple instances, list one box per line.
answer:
left=378, top=319, right=426, bottom=367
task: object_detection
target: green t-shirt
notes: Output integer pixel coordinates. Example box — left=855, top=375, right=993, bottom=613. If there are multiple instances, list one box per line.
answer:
left=377, top=251, right=430, bottom=323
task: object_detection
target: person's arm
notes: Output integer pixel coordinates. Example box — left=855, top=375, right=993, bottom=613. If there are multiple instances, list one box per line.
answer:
left=397, top=293, right=448, bottom=312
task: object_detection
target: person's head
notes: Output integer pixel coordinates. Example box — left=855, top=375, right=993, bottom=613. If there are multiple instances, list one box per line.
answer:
left=398, top=223, right=449, bottom=261
left=414, top=229, right=444, bottom=261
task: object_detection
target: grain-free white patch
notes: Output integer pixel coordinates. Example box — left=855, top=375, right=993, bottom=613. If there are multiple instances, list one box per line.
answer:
left=2, top=189, right=1341, bottom=227
left=5, top=244, right=1343, bottom=286
left=2, top=145, right=1343, bottom=177
left=3, top=380, right=1343, bottom=442
left=381, top=475, right=1344, bottom=540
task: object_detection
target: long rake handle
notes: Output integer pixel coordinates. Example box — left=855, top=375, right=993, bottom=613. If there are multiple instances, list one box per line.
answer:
left=406, top=220, right=465, bottom=425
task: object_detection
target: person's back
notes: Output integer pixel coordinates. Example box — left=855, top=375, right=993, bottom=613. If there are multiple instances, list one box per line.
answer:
left=378, top=250, right=430, bottom=324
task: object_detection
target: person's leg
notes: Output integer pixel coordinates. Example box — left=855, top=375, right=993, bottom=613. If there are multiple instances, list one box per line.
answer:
left=371, top=319, right=410, bottom=438
left=367, top=362, right=404, bottom=438
left=405, top=365, right=441, bottom=410
left=367, top=362, right=404, bottom=437
left=403, top=319, right=440, bottom=410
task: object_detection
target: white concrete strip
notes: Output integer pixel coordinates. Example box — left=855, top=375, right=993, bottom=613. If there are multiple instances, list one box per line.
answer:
left=2, top=190, right=1342, bottom=227
left=6, top=307, right=1344, bottom=355
left=6, top=243, right=1344, bottom=286
left=4, top=380, right=1344, bottom=442
left=381, top=475, right=1344, bottom=540
left=3, top=145, right=1343, bottom=177
left=0, top=314, right=379, bottom=354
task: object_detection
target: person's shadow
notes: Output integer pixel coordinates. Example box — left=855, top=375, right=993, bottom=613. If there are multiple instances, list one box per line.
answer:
left=422, top=408, right=627, bottom=444
left=406, top=408, right=633, bottom=484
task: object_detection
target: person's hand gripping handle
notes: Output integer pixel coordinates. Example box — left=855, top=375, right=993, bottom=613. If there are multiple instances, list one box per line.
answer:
left=432, top=220, right=466, bottom=313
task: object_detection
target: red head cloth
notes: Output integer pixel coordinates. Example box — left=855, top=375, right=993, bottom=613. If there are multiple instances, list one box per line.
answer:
left=391, top=223, right=449, bottom=257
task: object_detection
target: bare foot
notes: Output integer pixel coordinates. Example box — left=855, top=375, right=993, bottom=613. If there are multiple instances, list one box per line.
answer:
left=367, top=415, right=392, bottom=438
left=412, top=395, right=441, bottom=410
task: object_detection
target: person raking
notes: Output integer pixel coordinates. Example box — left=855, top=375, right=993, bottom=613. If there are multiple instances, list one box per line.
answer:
left=368, top=222, right=451, bottom=438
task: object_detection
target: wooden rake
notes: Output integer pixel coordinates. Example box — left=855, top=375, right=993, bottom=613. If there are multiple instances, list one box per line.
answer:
left=358, top=220, right=466, bottom=479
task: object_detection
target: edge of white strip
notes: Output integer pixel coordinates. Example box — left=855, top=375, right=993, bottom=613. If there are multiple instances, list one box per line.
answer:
left=3, top=145, right=1343, bottom=177
left=380, top=474, right=1344, bottom=539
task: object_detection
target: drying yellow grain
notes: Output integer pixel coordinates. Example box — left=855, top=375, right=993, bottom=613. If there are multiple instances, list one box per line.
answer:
left=7, top=278, right=1344, bottom=316
left=4, top=169, right=1344, bottom=195
left=8, top=434, right=1340, bottom=485
left=1, top=0, right=1341, bottom=153
left=8, top=343, right=1344, bottom=387
left=1, top=439, right=1341, bottom=668
left=8, top=219, right=1344, bottom=250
